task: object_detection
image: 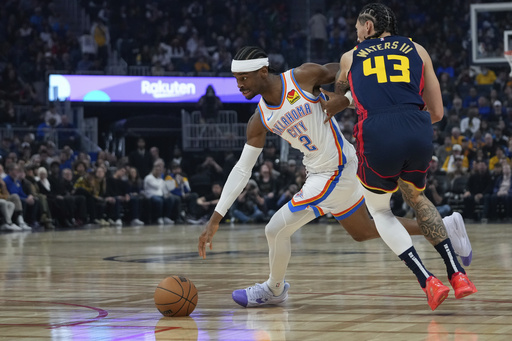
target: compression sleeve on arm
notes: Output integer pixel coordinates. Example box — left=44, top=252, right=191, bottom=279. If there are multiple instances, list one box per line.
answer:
left=214, top=143, right=263, bottom=216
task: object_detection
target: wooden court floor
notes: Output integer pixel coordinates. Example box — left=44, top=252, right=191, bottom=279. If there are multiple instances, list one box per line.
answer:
left=0, top=220, right=511, bottom=341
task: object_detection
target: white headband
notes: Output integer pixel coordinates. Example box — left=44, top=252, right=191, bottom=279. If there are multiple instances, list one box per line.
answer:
left=231, top=58, right=269, bottom=72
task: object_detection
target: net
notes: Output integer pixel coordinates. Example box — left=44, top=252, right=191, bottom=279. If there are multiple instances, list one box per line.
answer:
left=506, top=51, right=512, bottom=77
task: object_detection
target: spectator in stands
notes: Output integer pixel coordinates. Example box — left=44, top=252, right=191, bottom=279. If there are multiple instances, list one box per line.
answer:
left=481, top=132, right=498, bottom=160
left=460, top=137, right=476, bottom=168
left=462, top=159, right=492, bottom=222
left=152, top=45, right=172, bottom=70
left=165, top=162, right=198, bottom=223
left=0, top=176, right=20, bottom=231
left=450, top=126, right=466, bottom=146
left=435, top=135, right=453, bottom=166
left=198, top=85, right=222, bottom=124
left=72, top=160, right=88, bottom=182
left=127, top=166, right=143, bottom=196
left=494, top=126, right=509, bottom=148
left=143, top=159, right=177, bottom=225
left=76, top=53, right=95, bottom=72
left=254, top=163, right=278, bottom=217
left=125, top=166, right=145, bottom=226
left=475, top=66, right=497, bottom=86
left=150, top=61, right=165, bottom=76
left=462, top=87, right=481, bottom=108
left=489, top=146, right=511, bottom=172
left=425, top=163, right=451, bottom=218
left=489, top=100, right=507, bottom=124
left=3, top=164, right=34, bottom=230
left=0, top=100, right=17, bottom=128
left=54, top=167, right=87, bottom=226
left=22, top=165, right=54, bottom=228
left=471, top=128, right=486, bottom=152
left=442, top=144, right=469, bottom=176
left=232, top=179, right=267, bottom=224
left=460, top=107, right=481, bottom=137
left=94, top=165, right=121, bottom=226
left=195, top=182, right=223, bottom=223
left=149, top=146, right=160, bottom=163
left=276, top=159, right=299, bottom=194
left=506, top=139, right=512, bottom=159
left=198, top=154, right=224, bottom=184
left=74, top=168, right=100, bottom=225
left=78, top=29, right=97, bottom=57
left=56, top=115, right=79, bottom=150
left=106, top=166, right=140, bottom=226
left=442, top=112, right=461, bottom=138
left=436, top=59, right=455, bottom=79
left=1, top=66, right=23, bottom=103
left=276, top=183, right=299, bottom=210
left=194, top=55, right=211, bottom=73
left=477, top=96, right=492, bottom=120
left=90, top=17, right=110, bottom=67
left=487, top=162, right=512, bottom=221
left=308, top=8, right=328, bottom=59
left=128, top=137, right=153, bottom=178
left=439, top=72, right=456, bottom=107
left=36, top=166, right=70, bottom=228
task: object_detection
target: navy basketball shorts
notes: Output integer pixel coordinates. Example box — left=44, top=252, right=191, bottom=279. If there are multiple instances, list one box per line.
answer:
left=355, top=109, right=433, bottom=193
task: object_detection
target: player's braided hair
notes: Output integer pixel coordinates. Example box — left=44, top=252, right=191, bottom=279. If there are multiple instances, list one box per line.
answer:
left=233, top=46, right=268, bottom=61
left=358, top=3, right=398, bottom=39
left=233, top=46, right=276, bottom=73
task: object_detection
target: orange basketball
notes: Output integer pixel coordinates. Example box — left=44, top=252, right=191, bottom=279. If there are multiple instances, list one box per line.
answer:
left=154, top=275, right=198, bottom=317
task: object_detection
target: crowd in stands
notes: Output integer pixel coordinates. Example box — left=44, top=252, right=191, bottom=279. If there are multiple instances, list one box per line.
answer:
left=1, top=1, right=512, bottom=230
left=0, top=134, right=309, bottom=230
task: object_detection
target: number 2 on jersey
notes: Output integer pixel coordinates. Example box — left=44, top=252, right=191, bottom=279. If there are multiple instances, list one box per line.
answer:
left=299, top=135, right=318, bottom=151
left=363, top=55, right=410, bottom=83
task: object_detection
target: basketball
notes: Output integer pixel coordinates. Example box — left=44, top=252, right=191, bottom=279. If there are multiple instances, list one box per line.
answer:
left=154, top=275, right=198, bottom=317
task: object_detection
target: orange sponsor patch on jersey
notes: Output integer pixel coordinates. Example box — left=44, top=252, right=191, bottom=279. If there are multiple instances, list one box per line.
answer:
left=286, top=89, right=300, bottom=105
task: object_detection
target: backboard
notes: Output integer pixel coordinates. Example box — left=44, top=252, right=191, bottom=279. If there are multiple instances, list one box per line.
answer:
left=470, top=2, right=512, bottom=64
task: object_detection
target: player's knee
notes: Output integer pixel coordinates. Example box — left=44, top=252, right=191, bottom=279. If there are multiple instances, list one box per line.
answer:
left=264, top=223, right=277, bottom=240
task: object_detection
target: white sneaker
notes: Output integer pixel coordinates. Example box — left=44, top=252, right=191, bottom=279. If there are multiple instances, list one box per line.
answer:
left=1, top=223, right=22, bottom=231
left=114, top=219, right=123, bottom=226
left=232, top=282, right=290, bottom=307
left=18, top=222, right=32, bottom=231
left=443, top=212, right=472, bottom=266
left=163, top=217, right=174, bottom=225
left=131, top=218, right=144, bottom=226
left=157, top=218, right=164, bottom=225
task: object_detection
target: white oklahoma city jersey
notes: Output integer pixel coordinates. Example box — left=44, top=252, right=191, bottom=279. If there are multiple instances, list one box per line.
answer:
left=258, top=69, right=356, bottom=174
left=258, top=69, right=364, bottom=220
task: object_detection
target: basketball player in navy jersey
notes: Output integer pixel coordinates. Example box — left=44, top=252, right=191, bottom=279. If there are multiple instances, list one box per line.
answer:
left=321, top=3, right=477, bottom=310
left=198, top=45, right=472, bottom=310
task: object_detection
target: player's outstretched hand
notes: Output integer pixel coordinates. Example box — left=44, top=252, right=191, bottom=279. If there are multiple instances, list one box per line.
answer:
left=198, top=217, right=220, bottom=259
left=319, top=87, right=345, bottom=123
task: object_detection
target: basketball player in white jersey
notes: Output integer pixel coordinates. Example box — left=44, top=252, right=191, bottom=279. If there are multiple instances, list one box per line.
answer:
left=197, top=46, right=472, bottom=309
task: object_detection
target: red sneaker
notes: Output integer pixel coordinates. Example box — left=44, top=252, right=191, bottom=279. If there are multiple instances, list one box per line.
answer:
left=423, top=276, right=450, bottom=311
left=449, top=272, right=478, bottom=299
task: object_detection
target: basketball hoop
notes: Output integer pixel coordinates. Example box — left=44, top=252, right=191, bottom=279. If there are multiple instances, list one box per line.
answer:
left=505, top=51, right=512, bottom=77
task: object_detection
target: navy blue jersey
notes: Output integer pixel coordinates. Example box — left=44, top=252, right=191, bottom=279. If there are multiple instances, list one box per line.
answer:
left=349, top=35, right=425, bottom=115
left=348, top=36, right=433, bottom=193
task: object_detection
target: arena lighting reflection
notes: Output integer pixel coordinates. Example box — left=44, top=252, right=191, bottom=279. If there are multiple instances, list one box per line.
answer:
left=48, top=74, right=260, bottom=103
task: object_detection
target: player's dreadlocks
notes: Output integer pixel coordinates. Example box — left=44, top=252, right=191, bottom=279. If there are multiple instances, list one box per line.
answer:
left=358, top=3, right=398, bottom=40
